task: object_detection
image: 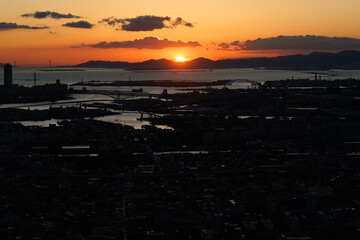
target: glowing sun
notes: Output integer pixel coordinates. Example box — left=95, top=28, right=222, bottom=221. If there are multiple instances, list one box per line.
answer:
left=175, top=56, right=187, bottom=62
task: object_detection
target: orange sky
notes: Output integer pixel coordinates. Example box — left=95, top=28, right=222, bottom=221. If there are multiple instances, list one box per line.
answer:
left=1, top=0, right=360, bottom=65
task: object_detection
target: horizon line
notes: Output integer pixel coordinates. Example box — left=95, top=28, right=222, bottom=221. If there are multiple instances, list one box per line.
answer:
left=2, top=49, right=358, bottom=67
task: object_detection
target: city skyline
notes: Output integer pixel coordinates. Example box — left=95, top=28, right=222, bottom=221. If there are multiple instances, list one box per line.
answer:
left=1, top=0, right=360, bottom=65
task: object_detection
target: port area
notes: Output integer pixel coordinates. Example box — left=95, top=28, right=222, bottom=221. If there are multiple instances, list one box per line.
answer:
left=0, top=81, right=78, bottom=104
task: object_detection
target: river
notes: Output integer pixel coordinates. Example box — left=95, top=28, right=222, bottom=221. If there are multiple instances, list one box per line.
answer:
left=1, top=67, right=360, bottom=128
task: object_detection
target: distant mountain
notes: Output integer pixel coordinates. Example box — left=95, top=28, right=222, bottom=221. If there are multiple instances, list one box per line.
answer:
left=132, top=59, right=174, bottom=70
left=74, top=50, right=360, bottom=70
left=75, top=60, right=131, bottom=68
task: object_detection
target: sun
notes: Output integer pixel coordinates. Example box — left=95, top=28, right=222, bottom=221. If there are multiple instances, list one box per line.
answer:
left=175, top=56, right=187, bottom=62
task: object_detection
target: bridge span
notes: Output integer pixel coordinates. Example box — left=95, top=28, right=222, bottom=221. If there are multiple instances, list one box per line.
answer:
left=88, top=89, right=158, bottom=100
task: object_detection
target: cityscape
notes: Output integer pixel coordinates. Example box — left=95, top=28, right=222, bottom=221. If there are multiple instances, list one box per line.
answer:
left=1, top=61, right=360, bottom=239
left=2, top=1, right=360, bottom=239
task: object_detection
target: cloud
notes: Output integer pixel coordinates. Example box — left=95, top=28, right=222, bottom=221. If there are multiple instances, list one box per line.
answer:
left=217, top=42, right=230, bottom=49
left=21, top=11, right=81, bottom=19
left=218, top=35, right=360, bottom=51
left=0, top=22, right=49, bottom=31
left=99, top=15, right=194, bottom=31
left=172, top=17, right=194, bottom=28
left=76, top=37, right=201, bottom=49
left=63, top=21, right=94, bottom=29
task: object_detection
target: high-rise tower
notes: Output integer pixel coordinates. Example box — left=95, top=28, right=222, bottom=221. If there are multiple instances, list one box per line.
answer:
left=4, top=63, right=13, bottom=87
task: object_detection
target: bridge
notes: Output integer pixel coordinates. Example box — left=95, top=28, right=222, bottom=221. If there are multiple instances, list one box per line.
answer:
left=232, top=79, right=261, bottom=85
left=88, top=89, right=155, bottom=100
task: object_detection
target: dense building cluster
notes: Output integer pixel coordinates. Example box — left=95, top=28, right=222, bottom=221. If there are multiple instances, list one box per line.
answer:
left=1, top=78, right=360, bottom=239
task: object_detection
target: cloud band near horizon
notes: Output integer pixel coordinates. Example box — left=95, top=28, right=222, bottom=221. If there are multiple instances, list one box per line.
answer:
left=218, top=35, right=360, bottom=51
left=75, top=37, right=201, bottom=49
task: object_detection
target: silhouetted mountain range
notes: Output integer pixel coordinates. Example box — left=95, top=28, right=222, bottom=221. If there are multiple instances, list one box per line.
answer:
left=75, top=50, right=360, bottom=70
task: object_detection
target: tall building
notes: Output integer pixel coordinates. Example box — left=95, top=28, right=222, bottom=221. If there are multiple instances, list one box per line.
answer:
left=4, top=63, right=13, bottom=86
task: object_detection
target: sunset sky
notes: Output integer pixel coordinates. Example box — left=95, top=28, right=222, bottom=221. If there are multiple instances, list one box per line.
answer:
left=1, top=0, right=360, bottom=65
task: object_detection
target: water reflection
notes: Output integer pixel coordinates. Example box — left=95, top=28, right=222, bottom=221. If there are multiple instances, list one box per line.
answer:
left=93, top=112, right=173, bottom=130
left=15, top=119, right=62, bottom=127
left=13, top=111, right=173, bottom=130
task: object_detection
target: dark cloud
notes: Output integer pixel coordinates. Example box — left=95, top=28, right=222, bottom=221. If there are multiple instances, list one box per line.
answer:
left=121, top=16, right=169, bottom=31
left=21, top=11, right=81, bottom=19
left=217, top=42, right=230, bottom=49
left=99, top=15, right=194, bottom=31
left=230, top=41, right=240, bottom=47
left=98, top=17, right=123, bottom=27
left=63, top=21, right=94, bottom=29
left=0, top=22, right=49, bottom=31
left=218, top=35, right=360, bottom=51
left=172, top=17, right=194, bottom=28
left=76, top=37, right=201, bottom=49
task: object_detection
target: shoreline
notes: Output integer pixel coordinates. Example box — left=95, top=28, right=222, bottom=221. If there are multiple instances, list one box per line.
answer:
left=72, top=79, right=233, bottom=87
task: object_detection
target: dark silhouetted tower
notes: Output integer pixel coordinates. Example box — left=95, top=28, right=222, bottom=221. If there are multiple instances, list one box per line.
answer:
left=4, top=63, right=13, bottom=86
